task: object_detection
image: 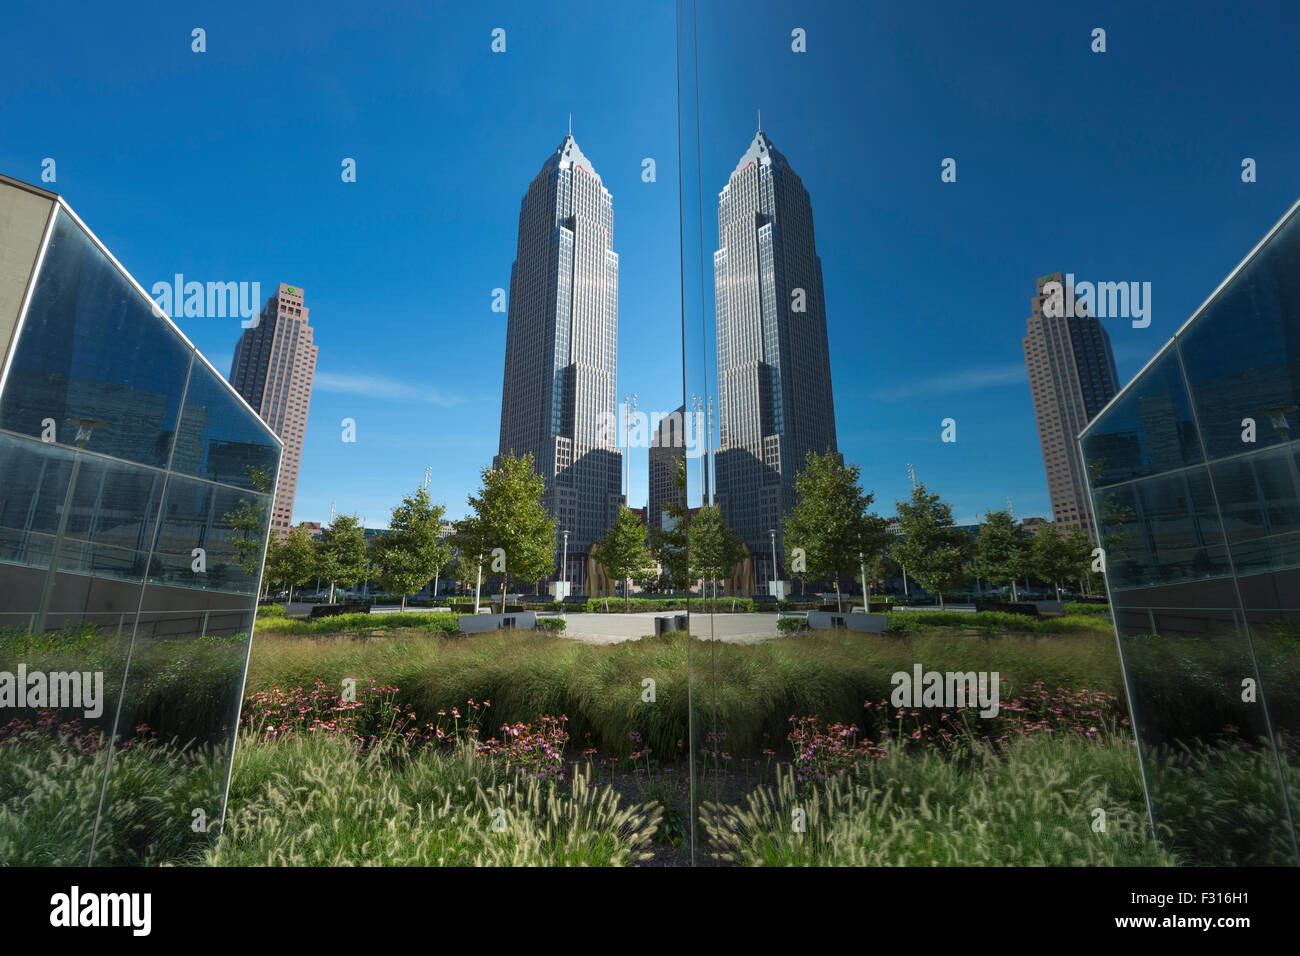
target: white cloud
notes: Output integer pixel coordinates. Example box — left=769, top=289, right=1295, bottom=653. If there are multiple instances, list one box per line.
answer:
left=870, top=363, right=1025, bottom=402
left=314, top=371, right=469, bottom=406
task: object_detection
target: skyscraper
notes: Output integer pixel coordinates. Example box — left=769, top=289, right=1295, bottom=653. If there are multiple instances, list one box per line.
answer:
left=648, top=405, right=686, bottom=532
left=497, top=133, right=621, bottom=586
left=713, top=128, right=838, bottom=580
left=1023, top=272, right=1119, bottom=539
left=229, top=282, right=317, bottom=535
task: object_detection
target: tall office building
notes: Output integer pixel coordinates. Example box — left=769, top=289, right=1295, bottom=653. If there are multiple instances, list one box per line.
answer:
left=648, top=405, right=687, bottom=532
left=713, top=128, right=838, bottom=580
left=497, top=133, right=621, bottom=585
left=1023, top=272, right=1120, bottom=538
left=229, top=283, right=317, bottom=535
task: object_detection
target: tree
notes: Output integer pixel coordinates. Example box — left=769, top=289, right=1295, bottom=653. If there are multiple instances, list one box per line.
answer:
left=689, top=505, right=744, bottom=598
left=316, top=513, right=369, bottom=604
left=452, top=454, right=556, bottom=614
left=265, top=524, right=316, bottom=605
left=783, top=451, right=890, bottom=612
left=1029, top=521, right=1077, bottom=600
left=225, top=465, right=273, bottom=592
left=1063, top=527, right=1100, bottom=596
left=649, top=460, right=690, bottom=592
left=977, top=510, right=1031, bottom=601
left=371, top=486, right=453, bottom=611
left=597, top=506, right=652, bottom=609
left=890, top=484, right=971, bottom=609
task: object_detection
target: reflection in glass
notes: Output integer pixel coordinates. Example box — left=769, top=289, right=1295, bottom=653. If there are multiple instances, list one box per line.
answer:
left=1083, top=198, right=1300, bottom=866
left=0, top=191, right=280, bottom=865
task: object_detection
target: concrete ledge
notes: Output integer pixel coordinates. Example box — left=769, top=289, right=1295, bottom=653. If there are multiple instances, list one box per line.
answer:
left=458, top=611, right=537, bottom=634
left=806, top=610, right=887, bottom=633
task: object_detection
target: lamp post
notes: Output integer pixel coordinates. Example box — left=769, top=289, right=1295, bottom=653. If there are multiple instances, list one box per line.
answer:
left=561, top=529, right=569, bottom=597
left=623, top=393, right=638, bottom=502
left=34, top=418, right=107, bottom=635
left=768, top=527, right=777, bottom=595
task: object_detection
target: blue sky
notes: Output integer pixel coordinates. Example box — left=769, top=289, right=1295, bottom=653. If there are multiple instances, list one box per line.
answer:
left=3, top=0, right=1299, bottom=527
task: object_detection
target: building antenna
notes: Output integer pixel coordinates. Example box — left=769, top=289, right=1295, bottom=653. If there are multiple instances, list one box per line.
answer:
left=907, top=463, right=917, bottom=490
left=329, top=500, right=336, bottom=523
left=423, top=466, right=432, bottom=492
left=1007, top=496, right=1015, bottom=521
left=568, top=112, right=572, bottom=136
left=757, top=108, right=762, bottom=132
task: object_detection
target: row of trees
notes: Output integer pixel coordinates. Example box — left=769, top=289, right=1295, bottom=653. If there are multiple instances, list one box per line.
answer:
left=782, top=451, right=1100, bottom=609
left=263, top=486, right=455, bottom=610
left=259, top=449, right=1102, bottom=611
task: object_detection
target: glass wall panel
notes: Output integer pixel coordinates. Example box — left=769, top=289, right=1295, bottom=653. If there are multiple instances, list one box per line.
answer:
left=1179, top=212, right=1300, bottom=461
left=0, top=202, right=279, bottom=865
left=0, top=210, right=194, bottom=470
left=1081, top=347, right=1202, bottom=489
left=172, top=359, right=280, bottom=492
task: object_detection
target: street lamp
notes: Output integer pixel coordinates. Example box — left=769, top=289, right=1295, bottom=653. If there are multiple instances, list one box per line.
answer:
left=561, top=528, right=569, bottom=595
left=34, top=418, right=107, bottom=635
left=859, top=549, right=868, bottom=610
left=768, top=528, right=777, bottom=595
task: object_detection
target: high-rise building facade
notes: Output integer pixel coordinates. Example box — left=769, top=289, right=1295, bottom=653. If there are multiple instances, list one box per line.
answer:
left=713, top=129, right=838, bottom=578
left=1023, top=272, right=1120, bottom=539
left=648, top=405, right=686, bottom=532
left=497, top=133, right=622, bottom=585
left=229, top=283, right=317, bottom=535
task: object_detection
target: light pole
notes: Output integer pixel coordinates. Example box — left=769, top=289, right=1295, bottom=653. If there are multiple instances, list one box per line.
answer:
left=859, top=549, right=868, bottom=610
left=561, top=529, right=569, bottom=596
left=768, top=528, right=777, bottom=595
left=623, top=393, right=638, bottom=503
left=707, top=395, right=714, bottom=506
left=34, top=418, right=106, bottom=635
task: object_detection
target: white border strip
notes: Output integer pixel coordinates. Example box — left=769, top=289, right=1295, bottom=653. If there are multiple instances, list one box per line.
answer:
left=0, top=197, right=58, bottom=398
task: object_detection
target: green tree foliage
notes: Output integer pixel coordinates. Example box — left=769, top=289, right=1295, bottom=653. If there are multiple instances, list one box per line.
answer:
left=226, top=465, right=273, bottom=587
left=316, top=513, right=369, bottom=603
left=690, top=505, right=744, bottom=596
left=371, top=486, right=453, bottom=611
left=890, top=484, right=971, bottom=609
left=1030, top=521, right=1076, bottom=601
left=977, top=510, right=1031, bottom=602
left=265, top=524, right=317, bottom=605
left=596, top=506, right=652, bottom=609
left=649, top=460, right=689, bottom=592
left=1064, top=527, right=1101, bottom=596
left=783, top=451, right=890, bottom=611
left=452, top=454, right=557, bottom=612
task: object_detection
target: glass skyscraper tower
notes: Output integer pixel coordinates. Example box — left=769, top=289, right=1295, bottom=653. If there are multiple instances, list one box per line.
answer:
left=713, top=129, right=838, bottom=579
left=497, top=133, right=622, bottom=585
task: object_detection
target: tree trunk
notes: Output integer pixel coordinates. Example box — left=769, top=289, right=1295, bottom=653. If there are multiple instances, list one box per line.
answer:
left=502, top=575, right=508, bottom=615
left=938, top=590, right=945, bottom=610
left=1054, top=580, right=1061, bottom=601
left=834, top=578, right=842, bottom=613
left=400, top=592, right=407, bottom=612
left=328, top=582, right=336, bottom=604
left=1010, top=580, right=1018, bottom=602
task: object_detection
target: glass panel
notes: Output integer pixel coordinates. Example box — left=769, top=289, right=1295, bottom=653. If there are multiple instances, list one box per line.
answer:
left=146, top=474, right=272, bottom=597
left=172, top=358, right=280, bottom=492
left=0, top=210, right=194, bottom=469
left=1178, top=208, right=1300, bottom=461
left=1081, top=346, right=1202, bottom=488
left=1097, top=467, right=1230, bottom=592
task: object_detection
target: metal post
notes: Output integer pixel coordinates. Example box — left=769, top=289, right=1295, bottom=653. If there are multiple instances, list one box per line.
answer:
left=769, top=528, right=777, bottom=593
left=859, top=550, right=868, bottom=610
left=561, top=529, right=569, bottom=597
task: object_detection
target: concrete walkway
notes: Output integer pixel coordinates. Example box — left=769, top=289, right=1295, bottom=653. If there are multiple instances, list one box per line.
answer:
left=557, top=612, right=782, bottom=645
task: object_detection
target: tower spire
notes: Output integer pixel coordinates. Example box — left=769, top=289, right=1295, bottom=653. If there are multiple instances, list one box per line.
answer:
left=568, top=112, right=572, bottom=136
left=757, top=108, right=762, bottom=132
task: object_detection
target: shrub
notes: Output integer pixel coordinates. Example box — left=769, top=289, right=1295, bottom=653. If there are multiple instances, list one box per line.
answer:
left=536, top=617, right=567, bottom=633
left=256, top=604, right=286, bottom=618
